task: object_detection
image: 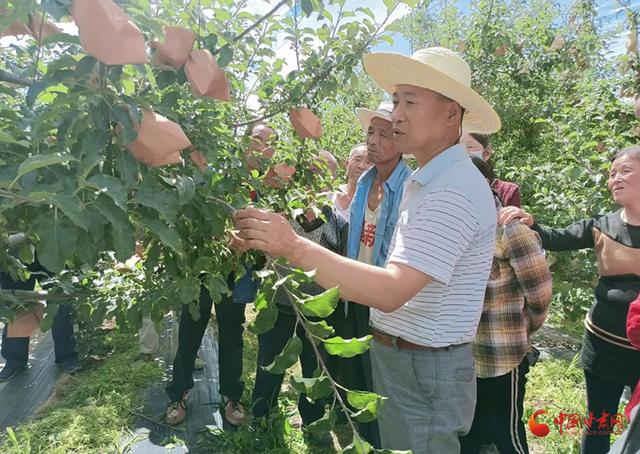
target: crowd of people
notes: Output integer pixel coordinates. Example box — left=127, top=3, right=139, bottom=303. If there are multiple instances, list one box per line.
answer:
left=1, top=46, right=639, bottom=454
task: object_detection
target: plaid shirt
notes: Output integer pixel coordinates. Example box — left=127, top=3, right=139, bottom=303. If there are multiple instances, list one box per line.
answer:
left=473, top=222, right=553, bottom=378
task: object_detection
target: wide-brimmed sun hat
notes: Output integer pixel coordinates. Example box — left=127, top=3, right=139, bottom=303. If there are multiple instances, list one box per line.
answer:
left=355, top=101, right=393, bottom=132
left=363, top=47, right=501, bottom=134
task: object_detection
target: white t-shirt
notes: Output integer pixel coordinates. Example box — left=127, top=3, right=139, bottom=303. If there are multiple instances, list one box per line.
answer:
left=329, top=191, right=351, bottom=222
left=369, top=145, right=497, bottom=347
left=357, top=203, right=381, bottom=266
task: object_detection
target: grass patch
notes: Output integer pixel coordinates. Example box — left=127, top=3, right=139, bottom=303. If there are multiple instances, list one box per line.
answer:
left=525, top=356, right=629, bottom=454
left=0, top=330, right=162, bottom=454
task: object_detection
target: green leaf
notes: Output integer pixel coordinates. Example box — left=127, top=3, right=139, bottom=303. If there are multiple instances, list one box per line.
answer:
left=263, top=336, right=303, bottom=374
left=42, top=0, right=73, bottom=20
left=175, top=176, right=195, bottom=206
left=399, top=0, right=418, bottom=7
left=304, top=319, right=334, bottom=339
left=141, top=217, right=184, bottom=255
left=290, top=375, right=333, bottom=400
left=12, top=153, right=78, bottom=187
left=40, top=304, right=60, bottom=333
left=109, top=223, right=135, bottom=261
left=0, top=130, right=25, bottom=146
left=217, top=46, right=234, bottom=67
left=382, top=0, right=396, bottom=13
left=17, top=243, right=34, bottom=265
left=33, top=214, right=78, bottom=272
left=205, top=274, right=230, bottom=302
left=177, top=276, right=201, bottom=304
left=87, top=174, right=128, bottom=211
left=93, top=196, right=129, bottom=232
left=346, top=390, right=380, bottom=410
left=346, top=390, right=387, bottom=423
left=110, top=105, right=133, bottom=129
left=26, top=80, right=51, bottom=108
left=248, top=291, right=278, bottom=334
left=188, top=301, right=201, bottom=322
left=76, top=228, right=101, bottom=265
left=341, top=436, right=372, bottom=454
left=134, top=187, right=179, bottom=224
left=41, top=32, right=80, bottom=46
left=116, top=151, right=139, bottom=189
left=352, top=398, right=387, bottom=423
left=296, top=286, right=339, bottom=318
left=301, top=0, right=314, bottom=16
left=305, top=409, right=337, bottom=435
left=50, top=193, right=90, bottom=231
left=323, top=335, right=372, bottom=358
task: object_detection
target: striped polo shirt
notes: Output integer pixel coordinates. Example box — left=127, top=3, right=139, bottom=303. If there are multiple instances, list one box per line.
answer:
left=370, top=144, right=497, bottom=348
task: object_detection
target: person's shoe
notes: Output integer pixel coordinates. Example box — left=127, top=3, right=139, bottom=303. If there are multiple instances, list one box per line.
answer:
left=166, top=400, right=187, bottom=425
left=193, top=355, right=205, bottom=371
left=0, top=364, right=26, bottom=382
left=60, top=359, right=82, bottom=374
left=165, top=390, right=190, bottom=426
left=223, top=397, right=248, bottom=426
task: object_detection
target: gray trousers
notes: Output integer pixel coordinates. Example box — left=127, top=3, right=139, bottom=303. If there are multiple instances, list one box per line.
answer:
left=139, top=316, right=160, bottom=355
left=370, top=339, right=476, bottom=454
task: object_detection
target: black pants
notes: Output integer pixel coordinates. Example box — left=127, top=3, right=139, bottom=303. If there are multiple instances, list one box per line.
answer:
left=166, top=284, right=246, bottom=402
left=252, top=308, right=325, bottom=426
left=328, top=301, right=380, bottom=447
left=582, top=370, right=635, bottom=454
left=0, top=271, right=77, bottom=368
left=460, top=357, right=530, bottom=454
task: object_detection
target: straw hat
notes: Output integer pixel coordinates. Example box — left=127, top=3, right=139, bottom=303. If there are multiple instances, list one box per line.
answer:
left=355, top=101, right=393, bottom=132
left=363, top=47, right=501, bottom=134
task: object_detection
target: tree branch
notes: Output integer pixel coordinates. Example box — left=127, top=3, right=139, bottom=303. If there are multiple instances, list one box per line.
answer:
left=231, top=4, right=397, bottom=129
left=0, top=69, right=33, bottom=87
left=212, top=0, right=289, bottom=55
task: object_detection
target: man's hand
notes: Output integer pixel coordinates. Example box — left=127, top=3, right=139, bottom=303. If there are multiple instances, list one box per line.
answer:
left=227, top=229, right=249, bottom=253
left=233, top=208, right=299, bottom=259
left=498, top=206, right=534, bottom=227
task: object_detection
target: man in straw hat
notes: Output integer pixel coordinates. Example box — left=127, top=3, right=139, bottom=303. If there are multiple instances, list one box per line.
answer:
left=329, top=101, right=411, bottom=447
left=234, top=47, right=501, bottom=452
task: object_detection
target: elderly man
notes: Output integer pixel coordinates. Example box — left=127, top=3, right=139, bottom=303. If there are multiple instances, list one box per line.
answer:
left=234, top=47, right=500, bottom=452
left=332, top=143, right=371, bottom=221
left=330, top=101, right=411, bottom=447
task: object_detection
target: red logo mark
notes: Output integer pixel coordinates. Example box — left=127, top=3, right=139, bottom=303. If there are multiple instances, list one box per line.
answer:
left=529, top=410, right=550, bottom=437
left=360, top=222, right=376, bottom=247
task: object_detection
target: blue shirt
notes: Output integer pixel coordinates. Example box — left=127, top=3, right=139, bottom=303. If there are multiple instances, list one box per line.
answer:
left=347, top=159, right=412, bottom=267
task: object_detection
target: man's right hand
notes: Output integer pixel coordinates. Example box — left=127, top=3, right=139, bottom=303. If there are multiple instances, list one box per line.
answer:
left=228, top=230, right=249, bottom=253
left=498, top=206, right=534, bottom=227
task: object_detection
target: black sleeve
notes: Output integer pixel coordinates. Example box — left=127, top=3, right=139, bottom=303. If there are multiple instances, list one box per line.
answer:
left=531, top=217, right=597, bottom=251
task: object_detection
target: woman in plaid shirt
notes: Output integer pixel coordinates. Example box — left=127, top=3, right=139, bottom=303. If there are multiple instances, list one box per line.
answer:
left=460, top=158, right=553, bottom=454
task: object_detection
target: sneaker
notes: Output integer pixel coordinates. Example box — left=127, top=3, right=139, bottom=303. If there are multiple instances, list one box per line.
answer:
left=0, top=364, right=26, bottom=382
left=165, top=389, right=190, bottom=425
left=166, top=399, right=187, bottom=426
left=60, top=359, right=82, bottom=374
left=194, top=355, right=205, bottom=371
left=223, top=398, right=248, bottom=426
